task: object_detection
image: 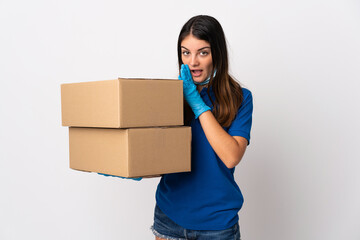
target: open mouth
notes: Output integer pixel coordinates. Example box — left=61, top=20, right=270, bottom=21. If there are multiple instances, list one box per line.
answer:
left=191, top=70, right=203, bottom=77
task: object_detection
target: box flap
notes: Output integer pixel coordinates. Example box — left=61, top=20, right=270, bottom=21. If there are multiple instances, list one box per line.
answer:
left=69, top=127, right=129, bottom=176
left=61, top=80, right=120, bottom=127
left=119, top=79, right=183, bottom=128
left=127, top=127, right=191, bottom=177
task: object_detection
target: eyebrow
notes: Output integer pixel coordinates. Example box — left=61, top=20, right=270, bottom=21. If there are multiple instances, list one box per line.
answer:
left=181, top=46, right=211, bottom=51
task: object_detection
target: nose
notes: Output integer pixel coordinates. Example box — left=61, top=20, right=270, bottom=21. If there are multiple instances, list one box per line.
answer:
left=189, top=55, right=199, bottom=67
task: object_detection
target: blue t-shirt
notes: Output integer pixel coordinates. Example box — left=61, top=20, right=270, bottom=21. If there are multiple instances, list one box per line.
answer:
left=155, top=86, right=253, bottom=231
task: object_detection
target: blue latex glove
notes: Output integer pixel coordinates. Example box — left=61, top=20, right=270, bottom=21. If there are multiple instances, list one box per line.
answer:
left=97, top=173, right=142, bottom=181
left=179, top=64, right=211, bottom=119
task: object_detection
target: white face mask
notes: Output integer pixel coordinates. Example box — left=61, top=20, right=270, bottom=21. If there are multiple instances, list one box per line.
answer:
left=194, top=70, right=217, bottom=86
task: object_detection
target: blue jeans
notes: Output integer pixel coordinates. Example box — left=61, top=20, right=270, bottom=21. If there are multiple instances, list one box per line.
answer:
left=151, top=205, right=241, bottom=240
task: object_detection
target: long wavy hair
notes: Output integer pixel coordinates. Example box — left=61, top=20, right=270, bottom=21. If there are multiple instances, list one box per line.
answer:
left=178, top=15, right=244, bottom=127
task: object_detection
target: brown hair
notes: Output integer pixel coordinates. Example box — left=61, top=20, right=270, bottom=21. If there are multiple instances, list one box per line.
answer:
left=178, top=15, right=244, bottom=127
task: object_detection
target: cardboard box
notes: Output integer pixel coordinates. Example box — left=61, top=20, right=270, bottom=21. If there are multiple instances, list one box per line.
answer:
left=69, top=126, right=191, bottom=178
left=61, top=78, right=183, bottom=128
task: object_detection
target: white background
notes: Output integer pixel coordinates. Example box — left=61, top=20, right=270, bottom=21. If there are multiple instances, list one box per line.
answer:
left=1, top=0, right=359, bottom=239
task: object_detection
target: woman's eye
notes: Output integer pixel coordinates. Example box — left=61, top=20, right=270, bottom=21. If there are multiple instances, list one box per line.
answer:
left=200, top=51, right=209, bottom=56
left=182, top=51, right=190, bottom=56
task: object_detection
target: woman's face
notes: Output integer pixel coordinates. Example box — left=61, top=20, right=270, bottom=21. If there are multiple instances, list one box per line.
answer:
left=181, top=34, right=213, bottom=84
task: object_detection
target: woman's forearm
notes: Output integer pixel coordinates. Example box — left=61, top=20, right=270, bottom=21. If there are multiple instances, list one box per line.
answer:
left=198, top=111, right=247, bottom=169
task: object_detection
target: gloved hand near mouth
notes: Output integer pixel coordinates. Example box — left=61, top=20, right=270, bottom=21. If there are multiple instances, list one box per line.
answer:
left=179, top=64, right=211, bottom=119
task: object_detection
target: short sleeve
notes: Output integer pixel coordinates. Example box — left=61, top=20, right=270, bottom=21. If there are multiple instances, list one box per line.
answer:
left=227, top=88, right=253, bottom=145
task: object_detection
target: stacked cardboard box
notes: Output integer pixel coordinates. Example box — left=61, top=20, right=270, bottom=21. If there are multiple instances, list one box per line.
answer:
left=61, top=78, right=191, bottom=178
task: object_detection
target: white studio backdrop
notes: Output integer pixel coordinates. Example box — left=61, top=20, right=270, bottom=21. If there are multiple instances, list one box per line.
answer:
left=0, top=0, right=359, bottom=239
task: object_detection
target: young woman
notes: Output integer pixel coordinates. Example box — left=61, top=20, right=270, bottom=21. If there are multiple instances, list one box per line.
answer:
left=152, top=15, right=253, bottom=240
